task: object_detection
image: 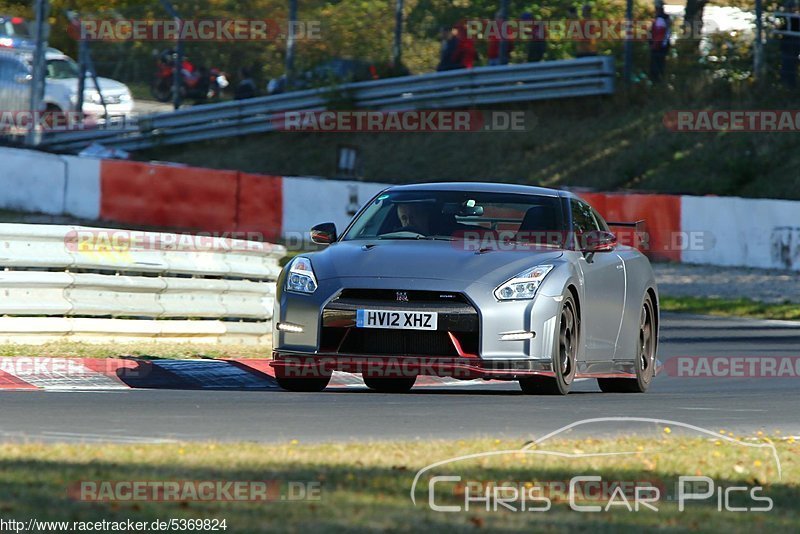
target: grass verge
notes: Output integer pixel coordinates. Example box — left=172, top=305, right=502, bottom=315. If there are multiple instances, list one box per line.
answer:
left=141, top=84, right=800, bottom=201
left=661, top=296, right=800, bottom=321
left=0, top=435, right=796, bottom=532
left=0, top=341, right=271, bottom=360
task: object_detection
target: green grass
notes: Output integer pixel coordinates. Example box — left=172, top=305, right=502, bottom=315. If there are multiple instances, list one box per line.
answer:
left=0, top=435, right=796, bottom=532
left=661, top=296, right=800, bottom=321
left=141, top=82, right=800, bottom=201
left=0, top=341, right=270, bottom=360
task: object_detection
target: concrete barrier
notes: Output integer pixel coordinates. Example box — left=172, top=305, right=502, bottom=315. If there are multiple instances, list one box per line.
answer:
left=0, top=223, right=284, bottom=345
left=681, top=196, right=800, bottom=270
left=0, top=147, right=67, bottom=214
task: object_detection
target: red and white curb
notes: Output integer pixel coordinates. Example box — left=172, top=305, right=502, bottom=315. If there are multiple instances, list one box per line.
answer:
left=0, top=357, right=487, bottom=391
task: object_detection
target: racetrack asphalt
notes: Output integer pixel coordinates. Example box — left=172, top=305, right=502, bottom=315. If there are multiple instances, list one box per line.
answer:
left=0, top=313, right=797, bottom=444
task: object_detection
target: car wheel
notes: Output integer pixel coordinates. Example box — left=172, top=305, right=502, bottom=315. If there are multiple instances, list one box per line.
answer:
left=363, top=376, right=417, bottom=393
left=275, top=375, right=331, bottom=392
left=519, top=293, right=578, bottom=395
left=41, top=104, right=63, bottom=130
left=597, top=293, right=656, bottom=393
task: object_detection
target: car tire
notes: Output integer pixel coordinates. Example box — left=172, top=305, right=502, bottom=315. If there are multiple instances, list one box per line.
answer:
left=597, top=293, right=657, bottom=393
left=275, top=375, right=331, bottom=392
left=363, top=376, right=417, bottom=393
left=519, top=293, right=578, bottom=395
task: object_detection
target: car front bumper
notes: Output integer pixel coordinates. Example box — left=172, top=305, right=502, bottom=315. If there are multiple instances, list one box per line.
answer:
left=273, top=276, right=566, bottom=367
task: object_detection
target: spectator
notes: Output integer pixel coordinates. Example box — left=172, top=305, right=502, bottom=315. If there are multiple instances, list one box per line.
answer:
left=649, top=1, right=671, bottom=83
left=575, top=4, right=598, bottom=58
left=453, top=22, right=478, bottom=69
left=521, top=12, right=547, bottom=62
left=234, top=67, right=257, bottom=100
left=437, top=25, right=462, bottom=71
left=487, top=10, right=513, bottom=66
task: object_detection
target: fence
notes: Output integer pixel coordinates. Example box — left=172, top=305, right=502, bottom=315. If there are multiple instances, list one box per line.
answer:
left=40, top=56, right=615, bottom=153
left=0, top=223, right=284, bottom=345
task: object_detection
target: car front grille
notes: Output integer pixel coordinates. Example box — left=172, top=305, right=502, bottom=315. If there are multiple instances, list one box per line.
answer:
left=339, top=328, right=458, bottom=356
left=320, top=289, right=480, bottom=357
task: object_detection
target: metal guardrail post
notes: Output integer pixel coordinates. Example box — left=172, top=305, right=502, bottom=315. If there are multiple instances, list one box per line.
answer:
left=26, top=0, right=50, bottom=147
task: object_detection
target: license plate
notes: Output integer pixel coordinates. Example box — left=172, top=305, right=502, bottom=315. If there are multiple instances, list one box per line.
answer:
left=356, top=309, right=438, bottom=331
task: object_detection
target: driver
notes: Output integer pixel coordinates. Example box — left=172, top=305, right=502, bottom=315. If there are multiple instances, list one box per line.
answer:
left=396, top=202, right=432, bottom=234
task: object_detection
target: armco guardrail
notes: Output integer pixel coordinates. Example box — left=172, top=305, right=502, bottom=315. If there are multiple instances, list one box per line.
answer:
left=0, top=223, right=285, bottom=345
left=41, top=56, right=615, bottom=153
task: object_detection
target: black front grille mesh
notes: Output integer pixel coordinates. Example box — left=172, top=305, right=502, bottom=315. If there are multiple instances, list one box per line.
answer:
left=339, top=328, right=457, bottom=357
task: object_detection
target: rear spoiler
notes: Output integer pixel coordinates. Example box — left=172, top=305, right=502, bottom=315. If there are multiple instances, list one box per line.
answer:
left=606, top=220, right=646, bottom=231
left=605, top=220, right=647, bottom=249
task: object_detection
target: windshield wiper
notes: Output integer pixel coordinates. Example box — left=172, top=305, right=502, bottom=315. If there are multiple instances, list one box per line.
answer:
left=377, top=235, right=454, bottom=241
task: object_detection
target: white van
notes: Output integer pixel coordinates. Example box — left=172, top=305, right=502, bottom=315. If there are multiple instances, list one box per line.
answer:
left=0, top=48, right=134, bottom=119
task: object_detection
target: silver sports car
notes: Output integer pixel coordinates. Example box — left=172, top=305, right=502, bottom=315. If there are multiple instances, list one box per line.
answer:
left=271, top=183, right=659, bottom=395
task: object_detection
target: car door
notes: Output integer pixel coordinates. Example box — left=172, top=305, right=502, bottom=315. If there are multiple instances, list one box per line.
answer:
left=0, top=56, right=15, bottom=112
left=0, top=56, right=31, bottom=112
left=570, top=198, right=626, bottom=362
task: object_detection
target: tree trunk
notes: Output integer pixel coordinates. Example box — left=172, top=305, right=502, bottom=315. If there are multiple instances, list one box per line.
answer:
left=684, top=0, right=709, bottom=43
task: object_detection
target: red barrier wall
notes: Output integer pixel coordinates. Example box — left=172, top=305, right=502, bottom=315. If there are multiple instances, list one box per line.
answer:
left=235, top=173, right=283, bottom=242
left=100, top=160, right=239, bottom=232
left=100, top=161, right=284, bottom=240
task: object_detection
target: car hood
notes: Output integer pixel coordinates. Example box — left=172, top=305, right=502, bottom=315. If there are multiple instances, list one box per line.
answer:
left=308, top=240, right=564, bottom=285
left=48, top=76, right=129, bottom=95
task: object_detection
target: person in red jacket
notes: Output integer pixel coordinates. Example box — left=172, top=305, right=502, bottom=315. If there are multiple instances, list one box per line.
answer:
left=453, top=22, right=478, bottom=69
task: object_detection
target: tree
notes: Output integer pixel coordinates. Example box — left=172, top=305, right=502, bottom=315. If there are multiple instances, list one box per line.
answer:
left=683, top=0, right=709, bottom=48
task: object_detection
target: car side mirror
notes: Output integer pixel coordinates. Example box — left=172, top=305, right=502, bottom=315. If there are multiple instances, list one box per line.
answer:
left=581, top=231, right=617, bottom=253
left=14, top=73, right=32, bottom=84
left=310, top=222, right=337, bottom=245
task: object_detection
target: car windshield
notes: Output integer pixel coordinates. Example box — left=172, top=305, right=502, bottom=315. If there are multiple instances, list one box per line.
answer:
left=45, top=58, right=80, bottom=79
left=342, top=189, right=566, bottom=247
left=0, top=19, right=29, bottom=38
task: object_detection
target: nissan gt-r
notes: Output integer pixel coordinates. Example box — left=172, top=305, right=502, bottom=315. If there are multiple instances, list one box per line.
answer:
left=271, top=183, right=659, bottom=395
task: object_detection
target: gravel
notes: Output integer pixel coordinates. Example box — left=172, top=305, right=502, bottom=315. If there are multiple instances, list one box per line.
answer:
left=653, top=262, right=800, bottom=304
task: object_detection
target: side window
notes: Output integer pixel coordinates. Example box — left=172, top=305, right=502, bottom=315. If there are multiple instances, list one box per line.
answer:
left=570, top=199, right=600, bottom=234
left=0, top=57, right=13, bottom=81
left=591, top=207, right=610, bottom=232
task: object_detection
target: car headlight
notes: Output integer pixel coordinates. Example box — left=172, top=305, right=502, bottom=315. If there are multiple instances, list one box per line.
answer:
left=286, top=256, right=318, bottom=294
left=494, top=265, right=554, bottom=301
left=84, top=91, right=103, bottom=105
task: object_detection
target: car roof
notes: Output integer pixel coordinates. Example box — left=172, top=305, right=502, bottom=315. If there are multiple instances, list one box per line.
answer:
left=0, top=48, right=68, bottom=60
left=384, top=182, right=571, bottom=198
